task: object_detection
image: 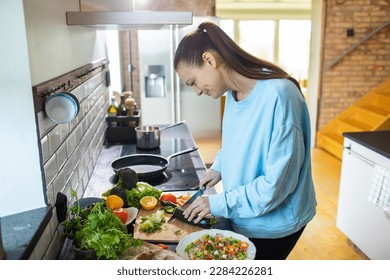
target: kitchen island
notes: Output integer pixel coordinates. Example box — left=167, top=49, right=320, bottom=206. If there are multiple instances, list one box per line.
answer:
left=57, top=122, right=229, bottom=259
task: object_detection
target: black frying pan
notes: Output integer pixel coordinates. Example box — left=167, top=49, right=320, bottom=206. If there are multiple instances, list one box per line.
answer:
left=111, top=146, right=198, bottom=180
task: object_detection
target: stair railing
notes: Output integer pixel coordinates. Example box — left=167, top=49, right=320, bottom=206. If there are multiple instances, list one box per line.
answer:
left=325, top=21, right=390, bottom=71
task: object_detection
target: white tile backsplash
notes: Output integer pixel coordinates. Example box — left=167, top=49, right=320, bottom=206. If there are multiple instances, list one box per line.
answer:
left=38, top=111, right=55, bottom=139
left=48, top=125, right=62, bottom=155
left=53, top=170, right=65, bottom=194
left=44, top=154, right=58, bottom=186
left=40, top=135, right=50, bottom=163
left=65, top=132, right=77, bottom=156
left=33, top=222, right=52, bottom=260
left=59, top=123, right=70, bottom=141
left=35, top=71, right=108, bottom=259
left=56, top=143, right=67, bottom=170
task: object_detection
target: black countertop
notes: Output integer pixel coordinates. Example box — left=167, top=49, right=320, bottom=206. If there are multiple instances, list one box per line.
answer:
left=83, top=122, right=207, bottom=198
left=343, top=130, right=390, bottom=159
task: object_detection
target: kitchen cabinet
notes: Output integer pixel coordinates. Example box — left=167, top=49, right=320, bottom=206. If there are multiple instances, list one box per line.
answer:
left=336, top=131, right=390, bottom=260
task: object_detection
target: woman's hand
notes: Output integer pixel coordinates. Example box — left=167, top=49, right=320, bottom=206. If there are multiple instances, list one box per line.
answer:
left=200, top=168, right=221, bottom=189
left=183, top=196, right=211, bottom=224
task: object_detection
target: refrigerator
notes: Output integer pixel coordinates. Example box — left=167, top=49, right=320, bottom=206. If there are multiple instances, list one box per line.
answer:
left=137, top=17, right=221, bottom=138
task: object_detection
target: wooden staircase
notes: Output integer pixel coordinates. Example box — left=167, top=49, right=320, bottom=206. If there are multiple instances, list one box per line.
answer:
left=316, top=79, right=390, bottom=160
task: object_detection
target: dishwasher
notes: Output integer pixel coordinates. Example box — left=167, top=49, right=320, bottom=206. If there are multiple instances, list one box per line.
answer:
left=336, top=135, right=390, bottom=260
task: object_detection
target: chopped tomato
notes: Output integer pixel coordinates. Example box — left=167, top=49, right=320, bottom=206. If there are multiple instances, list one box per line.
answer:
left=113, top=208, right=128, bottom=224
left=239, top=241, right=249, bottom=249
left=160, top=193, right=177, bottom=204
left=157, top=243, right=168, bottom=250
left=225, top=245, right=238, bottom=254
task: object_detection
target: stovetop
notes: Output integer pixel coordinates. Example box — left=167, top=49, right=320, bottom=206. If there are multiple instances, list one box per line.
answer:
left=120, top=138, right=200, bottom=191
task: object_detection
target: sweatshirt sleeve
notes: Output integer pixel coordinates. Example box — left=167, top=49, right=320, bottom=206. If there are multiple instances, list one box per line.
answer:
left=210, top=148, right=222, bottom=173
left=209, top=124, right=305, bottom=218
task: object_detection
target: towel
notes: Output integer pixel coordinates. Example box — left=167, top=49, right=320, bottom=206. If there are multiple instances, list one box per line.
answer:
left=368, top=165, right=390, bottom=213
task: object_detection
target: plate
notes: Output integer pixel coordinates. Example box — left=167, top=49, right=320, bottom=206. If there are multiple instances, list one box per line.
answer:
left=176, top=229, right=256, bottom=260
left=45, top=92, right=80, bottom=124
left=124, top=207, right=138, bottom=226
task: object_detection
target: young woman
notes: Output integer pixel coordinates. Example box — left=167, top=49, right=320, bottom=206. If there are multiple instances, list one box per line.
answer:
left=175, top=21, right=317, bottom=260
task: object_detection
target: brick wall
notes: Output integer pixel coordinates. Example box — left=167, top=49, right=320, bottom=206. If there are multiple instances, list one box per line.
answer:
left=318, top=0, right=390, bottom=129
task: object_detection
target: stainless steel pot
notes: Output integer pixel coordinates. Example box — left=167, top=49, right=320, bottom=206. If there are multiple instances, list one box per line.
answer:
left=135, top=121, right=185, bottom=149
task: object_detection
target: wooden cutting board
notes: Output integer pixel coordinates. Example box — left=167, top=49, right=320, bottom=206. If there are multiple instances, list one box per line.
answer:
left=133, top=201, right=204, bottom=243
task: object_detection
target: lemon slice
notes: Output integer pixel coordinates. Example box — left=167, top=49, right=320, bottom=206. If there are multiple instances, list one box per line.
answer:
left=140, top=196, right=158, bottom=210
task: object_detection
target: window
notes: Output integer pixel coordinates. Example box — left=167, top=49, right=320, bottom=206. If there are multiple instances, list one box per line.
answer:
left=279, top=20, right=311, bottom=82
left=220, top=19, right=311, bottom=88
left=239, top=20, right=275, bottom=63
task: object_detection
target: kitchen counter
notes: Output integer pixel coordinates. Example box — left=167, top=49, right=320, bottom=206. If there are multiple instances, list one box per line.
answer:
left=343, top=130, right=390, bottom=159
left=83, top=122, right=208, bottom=197
left=1, top=205, right=52, bottom=260
left=57, top=122, right=228, bottom=259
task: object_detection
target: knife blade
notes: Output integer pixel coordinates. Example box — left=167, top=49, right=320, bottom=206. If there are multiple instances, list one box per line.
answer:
left=168, top=185, right=206, bottom=223
left=180, top=185, right=206, bottom=211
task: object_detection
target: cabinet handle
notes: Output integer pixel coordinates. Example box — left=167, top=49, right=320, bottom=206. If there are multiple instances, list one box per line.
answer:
left=344, top=147, right=375, bottom=167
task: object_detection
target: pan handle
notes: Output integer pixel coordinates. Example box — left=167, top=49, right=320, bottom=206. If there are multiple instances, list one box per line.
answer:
left=166, top=146, right=198, bottom=161
left=159, top=120, right=186, bottom=131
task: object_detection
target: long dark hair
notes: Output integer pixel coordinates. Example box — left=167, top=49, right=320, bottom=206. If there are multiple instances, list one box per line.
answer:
left=174, top=21, right=302, bottom=93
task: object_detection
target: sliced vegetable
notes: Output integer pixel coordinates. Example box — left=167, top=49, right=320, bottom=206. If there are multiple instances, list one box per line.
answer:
left=113, top=208, right=129, bottom=224
left=157, top=243, right=169, bottom=250
left=160, top=193, right=177, bottom=204
left=161, top=205, right=175, bottom=214
left=140, top=196, right=158, bottom=210
left=139, top=210, right=166, bottom=233
left=106, top=195, right=124, bottom=210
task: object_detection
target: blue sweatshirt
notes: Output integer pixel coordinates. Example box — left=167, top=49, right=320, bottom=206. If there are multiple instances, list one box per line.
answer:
left=209, top=78, right=317, bottom=239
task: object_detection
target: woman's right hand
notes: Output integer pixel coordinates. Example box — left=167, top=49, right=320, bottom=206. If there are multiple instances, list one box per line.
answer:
left=200, top=168, right=221, bottom=189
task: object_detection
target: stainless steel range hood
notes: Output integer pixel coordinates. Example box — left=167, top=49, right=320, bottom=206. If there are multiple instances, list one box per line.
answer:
left=66, top=0, right=192, bottom=30
left=66, top=11, right=193, bottom=30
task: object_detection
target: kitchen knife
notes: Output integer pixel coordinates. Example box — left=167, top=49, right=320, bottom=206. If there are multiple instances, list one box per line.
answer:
left=167, top=186, right=211, bottom=228
left=168, top=207, right=212, bottom=229
left=180, top=185, right=206, bottom=211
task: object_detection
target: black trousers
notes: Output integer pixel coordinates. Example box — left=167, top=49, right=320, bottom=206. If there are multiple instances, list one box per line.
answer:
left=249, top=226, right=306, bottom=260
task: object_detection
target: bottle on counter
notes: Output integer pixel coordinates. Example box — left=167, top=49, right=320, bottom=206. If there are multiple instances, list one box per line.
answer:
left=107, top=96, right=118, bottom=117
left=107, top=96, right=119, bottom=127
left=117, top=95, right=128, bottom=116
left=117, top=95, right=128, bottom=127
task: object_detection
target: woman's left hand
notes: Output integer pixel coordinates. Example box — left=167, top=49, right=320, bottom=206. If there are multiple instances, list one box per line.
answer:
left=183, top=196, right=211, bottom=224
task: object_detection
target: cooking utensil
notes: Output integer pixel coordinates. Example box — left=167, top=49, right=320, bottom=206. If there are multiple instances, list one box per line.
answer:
left=168, top=186, right=211, bottom=228
left=135, top=120, right=186, bottom=149
left=111, top=146, right=198, bottom=180
left=45, top=92, right=80, bottom=124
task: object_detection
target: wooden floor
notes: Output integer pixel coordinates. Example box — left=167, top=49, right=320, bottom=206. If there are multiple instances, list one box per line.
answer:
left=194, top=134, right=367, bottom=260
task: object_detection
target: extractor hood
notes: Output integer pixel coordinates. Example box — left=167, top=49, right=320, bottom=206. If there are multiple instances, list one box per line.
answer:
left=66, top=0, right=193, bottom=30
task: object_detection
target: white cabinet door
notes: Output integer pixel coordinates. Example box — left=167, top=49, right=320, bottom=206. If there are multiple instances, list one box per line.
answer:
left=336, top=141, right=390, bottom=259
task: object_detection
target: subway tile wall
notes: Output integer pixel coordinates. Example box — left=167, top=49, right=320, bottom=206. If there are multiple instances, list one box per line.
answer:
left=30, top=71, right=108, bottom=259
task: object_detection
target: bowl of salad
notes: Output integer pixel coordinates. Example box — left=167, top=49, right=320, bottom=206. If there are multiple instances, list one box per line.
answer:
left=176, top=229, right=256, bottom=260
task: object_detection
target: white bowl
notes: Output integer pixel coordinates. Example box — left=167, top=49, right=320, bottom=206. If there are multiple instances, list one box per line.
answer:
left=45, top=92, right=79, bottom=124
left=176, top=229, right=256, bottom=260
left=124, top=207, right=139, bottom=226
